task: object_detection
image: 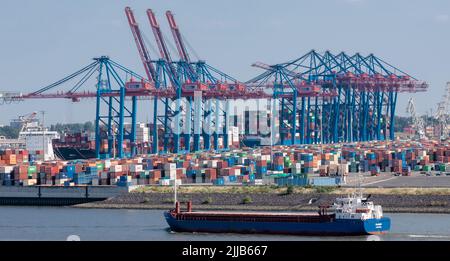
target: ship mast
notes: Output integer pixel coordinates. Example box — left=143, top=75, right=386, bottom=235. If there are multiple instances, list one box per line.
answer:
left=173, top=178, right=178, bottom=206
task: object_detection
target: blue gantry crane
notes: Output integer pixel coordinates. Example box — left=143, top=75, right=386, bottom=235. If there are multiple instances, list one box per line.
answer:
left=4, top=9, right=428, bottom=160
left=127, top=7, right=262, bottom=154
left=247, top=50, right=428, bottom=145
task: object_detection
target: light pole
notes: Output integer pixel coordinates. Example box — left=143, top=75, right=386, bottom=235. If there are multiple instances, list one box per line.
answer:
left=40, top=111, right=46, bottom=161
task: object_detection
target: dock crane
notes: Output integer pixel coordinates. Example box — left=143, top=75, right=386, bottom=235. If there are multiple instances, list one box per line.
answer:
left=166, top=11, right=191, bottom=64
left=434, top=82, right=450, bottom=140
left=18, top=111, right=38, bottom=132
left=125, top=7, right=157, bottom=83
left=165, top=10, right=227, bottom=151
left=126, top=7, right=166, bottom=154
left=146, top=8, right=183, bottom=153
left=406, top=97, right=426, bottom=139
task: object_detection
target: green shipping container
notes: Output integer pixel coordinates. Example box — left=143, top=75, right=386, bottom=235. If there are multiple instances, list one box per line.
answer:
left=423, top=165, right=431, bottom=171
left=439, top=164, right=446, bottom=172
left=271, top=173, right=290, bottom=178
left=28, top=166, right=37, bottom=174
left=414, top=165, right=422, bottom=171
left=96, top=163, right=105, bottom=170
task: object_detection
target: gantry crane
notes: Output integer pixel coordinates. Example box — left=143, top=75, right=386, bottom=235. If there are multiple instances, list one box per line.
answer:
left=0, top=9, right=430, bottom=158
left=434, top=82, right=450, bottom=140
left=406, top=98, right=426, bottom=139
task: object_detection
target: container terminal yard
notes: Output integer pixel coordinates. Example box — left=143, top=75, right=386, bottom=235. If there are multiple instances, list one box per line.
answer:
left=0, top=6, right=449, bottom=213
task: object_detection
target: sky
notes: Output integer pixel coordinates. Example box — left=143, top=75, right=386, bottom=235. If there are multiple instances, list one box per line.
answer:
left=0, top=0, right=449, bottom=125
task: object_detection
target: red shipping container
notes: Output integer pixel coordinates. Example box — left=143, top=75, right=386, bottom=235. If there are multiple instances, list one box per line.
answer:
left=273, top=157, right=284, bottom=165
left=256, top=160, right=267, bottom=167
left=217, top=161, right=228, bottom=169
left=205, top=169, right=217, bottom=180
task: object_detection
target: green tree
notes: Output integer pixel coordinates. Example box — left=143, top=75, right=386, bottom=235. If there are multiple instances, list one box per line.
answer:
left=0, top=126, right=20, bottom=139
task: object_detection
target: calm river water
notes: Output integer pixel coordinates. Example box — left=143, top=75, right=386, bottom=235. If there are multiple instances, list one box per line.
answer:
left=0, top=206, right=449, bottom=241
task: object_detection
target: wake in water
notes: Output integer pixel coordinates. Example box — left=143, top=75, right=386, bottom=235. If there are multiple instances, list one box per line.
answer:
left=409, top=235, right=450, bottom=239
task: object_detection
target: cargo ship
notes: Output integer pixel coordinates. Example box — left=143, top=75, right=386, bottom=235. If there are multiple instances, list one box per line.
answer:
left=165, top=192, right=390, bottom=235
left=52, top=133, right=96, bottom=160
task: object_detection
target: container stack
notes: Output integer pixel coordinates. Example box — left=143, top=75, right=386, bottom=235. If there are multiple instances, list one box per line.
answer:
left=1, top=140, right=450, bottom=188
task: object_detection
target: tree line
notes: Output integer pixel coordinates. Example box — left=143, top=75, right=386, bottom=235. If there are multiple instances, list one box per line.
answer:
left=0, top=121, right=95, bottom=139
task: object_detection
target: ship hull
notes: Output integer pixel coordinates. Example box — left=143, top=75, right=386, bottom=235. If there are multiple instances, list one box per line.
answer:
left=54, top=146, right=96, bottom=160
left=164, top=211, right=390, bottom=236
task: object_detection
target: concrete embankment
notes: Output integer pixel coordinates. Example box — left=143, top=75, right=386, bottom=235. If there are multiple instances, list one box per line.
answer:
left=0, top=186, right=131, bottom=206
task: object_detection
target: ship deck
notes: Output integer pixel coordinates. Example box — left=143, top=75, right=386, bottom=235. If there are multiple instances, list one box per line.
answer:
left=178, top=211, right=325, bottom=217
left=172, top=210, right=335, bottom=223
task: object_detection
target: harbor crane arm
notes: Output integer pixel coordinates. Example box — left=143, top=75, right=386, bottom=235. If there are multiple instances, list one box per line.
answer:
left=125, top=7, right=157, bottom=82
left=19, top=111, right=38, bottom=132
left=166, top=11, right=191, bottom=63
left=147, top=9, right=178, bottom=78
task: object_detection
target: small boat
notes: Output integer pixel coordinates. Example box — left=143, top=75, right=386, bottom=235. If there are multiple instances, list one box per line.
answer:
left=164, top=192, right=390, bottom=236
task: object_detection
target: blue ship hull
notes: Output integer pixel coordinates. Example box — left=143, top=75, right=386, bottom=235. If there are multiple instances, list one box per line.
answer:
left=164, top=211, right=390, bottom=236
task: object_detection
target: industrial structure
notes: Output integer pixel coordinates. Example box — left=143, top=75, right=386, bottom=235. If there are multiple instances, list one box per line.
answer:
left=406, top=98, right=426, bottom=140
left=434, top=82, right=450, bottom=139
left=247, top=51, right=428, bottom=145
left=0, top=7, right=429, bottom=159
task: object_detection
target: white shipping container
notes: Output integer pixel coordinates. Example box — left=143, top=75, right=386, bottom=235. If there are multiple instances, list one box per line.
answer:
left=207, top=160, right=217, bottom=168
left=130, top=164, right=143, bottom=172
left=0, top=166, right=14, bottom=173
left=104, top=160, right=111, bottom=169
left=238, top=157, right=246, bottom=164
left=23, top=179, right=37, bottom=186
left=292, top=168, right=301, bottom=175
left=159, top=179, right=171, bottom=186
left=251, top=179, right=264, bottom=185
left=110, top=165, right=122, bottom=172
left=164, top=163, right=176, bottom=170
left=166, top=169, right=177, bottom=179
left=232, top=126, right=239, bottom=142
left=262, top=176, right=275, bottom=185
left=100, top=172, right=108, bottom=179
left=169, top=179, right=182, bottom=186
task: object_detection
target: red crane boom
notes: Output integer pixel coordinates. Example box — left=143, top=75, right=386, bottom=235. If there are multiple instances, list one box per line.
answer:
left=166, top=11, right=191, bottom=63
left=147, top=9, right=178, bottom=77
left=125, top=7, right=156, bottom=82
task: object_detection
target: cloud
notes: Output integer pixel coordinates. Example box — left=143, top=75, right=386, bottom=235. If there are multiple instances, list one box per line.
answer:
left=434, top=14, right=449, bottom=23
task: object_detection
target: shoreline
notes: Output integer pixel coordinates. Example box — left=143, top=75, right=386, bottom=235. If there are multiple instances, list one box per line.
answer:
left=72, top=188, right=450, bottom=214
left=73, top=202, right=450, bottom=214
